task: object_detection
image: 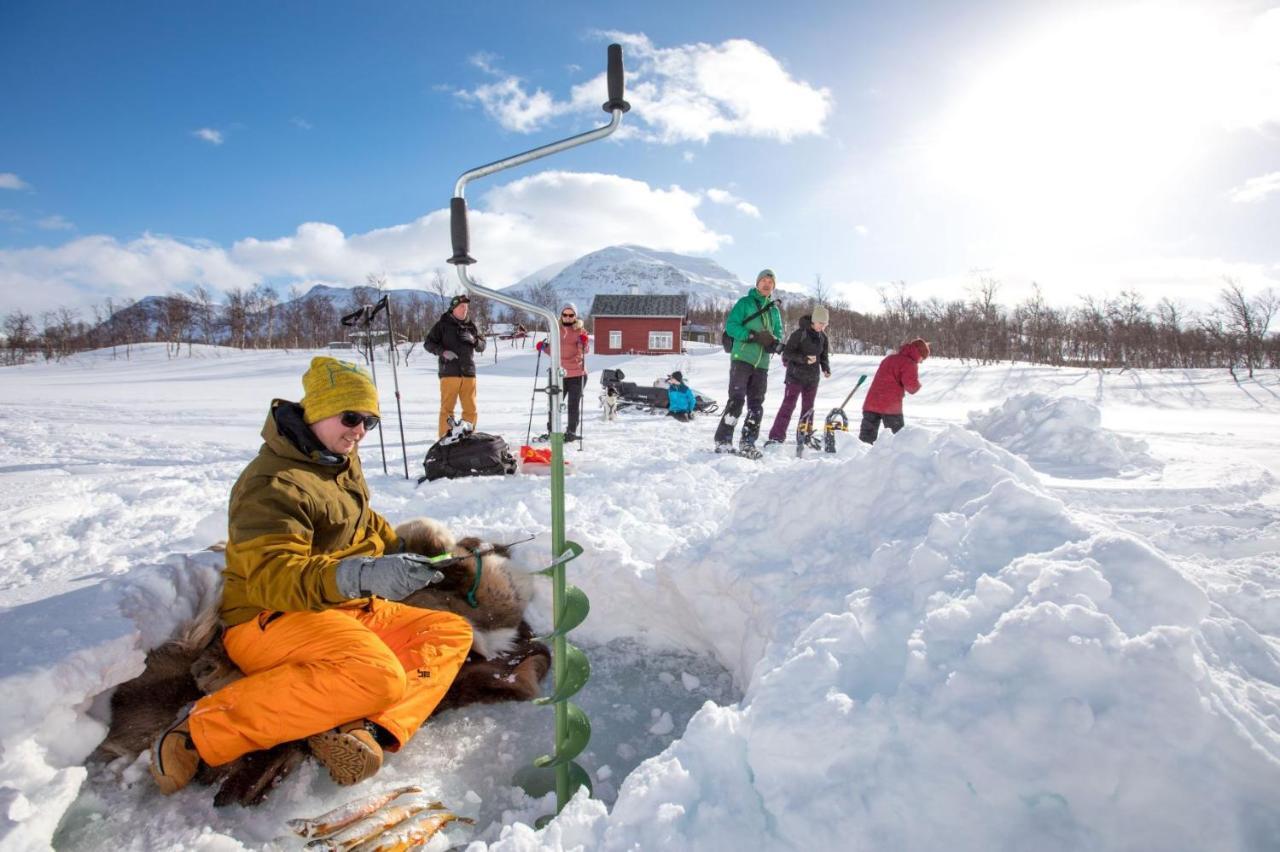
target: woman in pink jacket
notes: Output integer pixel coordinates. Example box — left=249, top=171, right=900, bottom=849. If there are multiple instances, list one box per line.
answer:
left=860, top=338, right=929, bottom=444
left=535, top=303, right=590, bottom=441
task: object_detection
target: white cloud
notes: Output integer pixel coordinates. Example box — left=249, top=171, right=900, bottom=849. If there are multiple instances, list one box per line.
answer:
left=36, top=215, right=74, bottom=231
left=291, top=117, right=313, bottom=130
left=192, top=128, right=224, bottom=145
left=854, top=225, right=869, bottom=237
left=0, top=173, right=30, bottom=191
left=706, top=188, right=761, bottom=218
left=454, top=54, right=571, bottom=133
left=682, top=151, right=695, bottom=163
left=456, top=34, right=832, bottom=144
left=0, top=209, right=21, bottom=223
left=1229, top=171, right=1280, bottom=203
left=0, top=170, right=729, bottom=314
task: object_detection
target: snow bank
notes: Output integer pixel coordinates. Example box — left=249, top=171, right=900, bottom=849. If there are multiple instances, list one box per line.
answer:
left=967, top=392, right=1159, bottom=476
left=0, top=551, right=223, bottom=851
left=488, top=425, right=1280, bottom=851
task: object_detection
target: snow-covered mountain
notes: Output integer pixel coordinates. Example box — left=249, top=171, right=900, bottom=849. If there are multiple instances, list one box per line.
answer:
left=501, top=245, right=746, bottom=310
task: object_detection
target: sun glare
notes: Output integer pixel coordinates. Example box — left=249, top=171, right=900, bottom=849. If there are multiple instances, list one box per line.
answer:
left=928, top=5, right=1248, bottom=245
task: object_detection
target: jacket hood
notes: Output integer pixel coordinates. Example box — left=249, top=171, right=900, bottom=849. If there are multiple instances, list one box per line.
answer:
left=264, top=399, right=348, bottom=467
left=898, top=342, right=923, bottom=363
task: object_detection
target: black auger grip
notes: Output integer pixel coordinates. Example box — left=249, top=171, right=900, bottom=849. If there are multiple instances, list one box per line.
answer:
left=448, top=197, right=476, bottom=265
left=603, top=43, right=631, bottom=113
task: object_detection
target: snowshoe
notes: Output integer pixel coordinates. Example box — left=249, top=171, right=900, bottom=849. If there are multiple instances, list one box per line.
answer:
left=737, top=442, right=763, bottom=460
left=715, top=442, right=736, bottom=455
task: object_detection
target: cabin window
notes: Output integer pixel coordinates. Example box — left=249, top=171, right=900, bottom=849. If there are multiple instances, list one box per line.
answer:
left=609, top=330, right=622, bottom=349
left=648, top=331, right=673, bottom=350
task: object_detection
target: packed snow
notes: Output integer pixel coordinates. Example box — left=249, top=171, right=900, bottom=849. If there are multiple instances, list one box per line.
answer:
left=1, top=341, right=1278, bottom=851
left=967, top=391, right=1160, bottom=476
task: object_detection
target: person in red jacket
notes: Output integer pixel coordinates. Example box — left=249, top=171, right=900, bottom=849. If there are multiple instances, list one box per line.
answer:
left=535, top=303, right=590, bottom=441
left=860, top=338, right=930, bottom=444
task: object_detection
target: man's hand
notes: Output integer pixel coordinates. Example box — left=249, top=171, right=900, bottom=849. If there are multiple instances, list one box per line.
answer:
left=806, top=355, right=817, bottom=364
left=442, top=350, right=458, bottom=361
left=748, top=329, right=776, bottom=349
left=335, top=553, right=445, bottom=601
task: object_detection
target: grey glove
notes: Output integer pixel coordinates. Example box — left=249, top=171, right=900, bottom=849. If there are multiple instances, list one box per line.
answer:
left=334, top=553, right=445, bottom=600
left=441, top=350, right=458, bottom=361
left=474, top=336, right=486, bottom=353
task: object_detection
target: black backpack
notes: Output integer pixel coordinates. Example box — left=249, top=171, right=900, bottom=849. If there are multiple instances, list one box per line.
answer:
left=420, top=431, right=517, bottom=482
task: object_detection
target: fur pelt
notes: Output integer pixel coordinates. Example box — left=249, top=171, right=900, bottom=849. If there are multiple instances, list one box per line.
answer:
left=91, top=518, right=548, bottom=807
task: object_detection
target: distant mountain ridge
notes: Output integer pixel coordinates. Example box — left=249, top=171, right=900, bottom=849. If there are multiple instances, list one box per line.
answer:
left=501, top=245, right=745, bottom=310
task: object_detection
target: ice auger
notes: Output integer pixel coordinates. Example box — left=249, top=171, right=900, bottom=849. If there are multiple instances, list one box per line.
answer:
left=445, top=44, right=630, bottom=819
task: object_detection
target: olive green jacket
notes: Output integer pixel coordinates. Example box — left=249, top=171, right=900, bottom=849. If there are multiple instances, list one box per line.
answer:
left=221, top=400, right=400, bottom=627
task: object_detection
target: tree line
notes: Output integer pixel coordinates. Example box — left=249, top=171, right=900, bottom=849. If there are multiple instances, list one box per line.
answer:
left=0, top=271, right=499, bottom=366
left=3, top=275, right=1277, bottom=378
left=688, top=277, right=1279, bottom=378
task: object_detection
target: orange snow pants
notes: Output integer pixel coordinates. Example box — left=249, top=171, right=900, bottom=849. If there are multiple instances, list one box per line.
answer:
left=438, top=376, right=478, bottom=437
left=188, top=599, right=472, bottom=767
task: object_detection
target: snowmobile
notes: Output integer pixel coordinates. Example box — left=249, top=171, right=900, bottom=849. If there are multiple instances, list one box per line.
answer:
left=600, top=368, right=719, bottom=415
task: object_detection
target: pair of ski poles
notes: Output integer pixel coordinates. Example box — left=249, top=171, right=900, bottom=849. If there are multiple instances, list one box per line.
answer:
left=340, top=295, right=411, bottom=479
left=523, top=334, right=587, bottom=451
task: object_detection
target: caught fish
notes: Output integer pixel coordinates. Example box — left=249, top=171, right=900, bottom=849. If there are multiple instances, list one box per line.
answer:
left=350, top=811, right=477, bottom=852
left=288, top=786, right=424, bottom=838
left=306, top=803, right=440, bottom=851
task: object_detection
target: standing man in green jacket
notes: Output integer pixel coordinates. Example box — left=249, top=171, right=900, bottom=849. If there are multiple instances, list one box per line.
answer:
left=714, top=268, right=784, bottom=459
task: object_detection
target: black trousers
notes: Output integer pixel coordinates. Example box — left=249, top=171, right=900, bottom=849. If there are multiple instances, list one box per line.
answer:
left=548, top=374, right=585, bottom=436
left=714, top=359, right=769, bottom=446
left=859, top=411, right=905, bottom=444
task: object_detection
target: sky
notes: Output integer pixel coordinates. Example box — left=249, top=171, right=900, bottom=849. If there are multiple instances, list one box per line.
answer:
left=1, top=0, right=1278, bottom=318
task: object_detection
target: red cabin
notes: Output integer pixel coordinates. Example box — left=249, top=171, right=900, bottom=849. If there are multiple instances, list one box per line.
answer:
left=589, top=294, right=688, bottom=355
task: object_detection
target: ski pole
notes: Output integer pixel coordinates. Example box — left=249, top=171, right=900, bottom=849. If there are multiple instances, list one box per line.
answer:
left=362, top=307, right=389, bottom=476
left=376, top=295, right=411, bottom=480
left=446, top=43, right=628, bottom=817
left=525, top=344, right=543, bottom=447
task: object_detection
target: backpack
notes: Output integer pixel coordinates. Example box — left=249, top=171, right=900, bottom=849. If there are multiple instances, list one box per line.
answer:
left=420, top=431, right=517, bottom=482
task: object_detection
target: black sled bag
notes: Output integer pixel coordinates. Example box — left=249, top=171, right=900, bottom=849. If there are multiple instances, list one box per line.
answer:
left=420, top=432, right=517, bottom=482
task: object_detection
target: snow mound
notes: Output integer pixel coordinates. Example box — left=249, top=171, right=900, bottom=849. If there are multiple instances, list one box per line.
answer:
left=0, top=551, right=224, bottom=851
left=486, top=426, right=1280, bottom=851
left=966, top=392, right=1159, bottom=476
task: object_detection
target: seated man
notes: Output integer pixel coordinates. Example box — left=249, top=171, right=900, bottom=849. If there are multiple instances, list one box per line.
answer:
left=151, top=356, right=472, bottom=794
left=666, top=371, right=696, bottom=422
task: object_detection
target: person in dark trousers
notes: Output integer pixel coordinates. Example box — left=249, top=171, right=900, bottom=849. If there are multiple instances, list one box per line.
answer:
left=535, top=303, right=590, bottom=441
left=424, top=294, right=486, bottom=437
left=860, top=338, right=929, bottom=444
left=764, top=305, right=831, bottom=446
left=665, top=371, right=696, bottom=422
left=714, top=269, right=784, bottom=458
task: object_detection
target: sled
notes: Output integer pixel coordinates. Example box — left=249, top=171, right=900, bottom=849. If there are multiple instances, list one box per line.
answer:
left=600, top=368, right=719, bottom=415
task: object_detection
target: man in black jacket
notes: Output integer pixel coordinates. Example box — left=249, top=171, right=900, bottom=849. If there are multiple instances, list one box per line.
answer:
left=424, top=294, right=487, bottom=437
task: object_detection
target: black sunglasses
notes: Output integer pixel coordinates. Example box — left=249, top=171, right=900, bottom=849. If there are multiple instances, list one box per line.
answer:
left=340, top=411, right=380, bottom=430
left=561, top=311, right=576, bottom=318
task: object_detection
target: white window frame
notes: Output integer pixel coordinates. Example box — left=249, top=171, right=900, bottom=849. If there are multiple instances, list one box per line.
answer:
left=648, top=331, right=674, bottom=351
left=609, top=329, right=622, bottom=349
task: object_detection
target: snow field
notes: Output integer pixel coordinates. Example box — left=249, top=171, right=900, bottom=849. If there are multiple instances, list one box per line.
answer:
left=0, top=343, right=1277, bottom=850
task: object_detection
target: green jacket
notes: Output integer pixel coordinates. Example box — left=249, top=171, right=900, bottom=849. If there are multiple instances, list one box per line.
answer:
left=221, top=400, right=400, bottom=627
left=725, top=289, right=784, bottom=369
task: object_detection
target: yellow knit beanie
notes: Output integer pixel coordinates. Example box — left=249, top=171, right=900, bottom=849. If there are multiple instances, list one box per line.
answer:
left=300, top=356, right=380, bottom=424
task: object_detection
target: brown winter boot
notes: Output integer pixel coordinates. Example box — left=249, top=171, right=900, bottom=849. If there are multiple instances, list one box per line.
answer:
left=306, top=720, right=383, bottom=786
left=150, top=713, right=201, bottom=795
